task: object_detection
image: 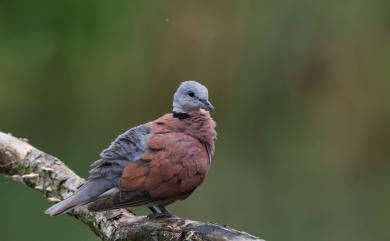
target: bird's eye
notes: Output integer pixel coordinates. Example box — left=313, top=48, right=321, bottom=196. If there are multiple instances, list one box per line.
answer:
left=188, top=91, right=195, bottom=97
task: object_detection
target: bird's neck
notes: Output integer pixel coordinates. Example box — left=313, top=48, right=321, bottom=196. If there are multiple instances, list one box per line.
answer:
left=186, top=110, right=217, bottom=158
left=172, top=111, right=190, bottom=119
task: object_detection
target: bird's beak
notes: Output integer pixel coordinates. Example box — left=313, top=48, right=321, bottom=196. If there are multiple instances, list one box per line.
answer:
left=202, top=100, right=215, bottom=112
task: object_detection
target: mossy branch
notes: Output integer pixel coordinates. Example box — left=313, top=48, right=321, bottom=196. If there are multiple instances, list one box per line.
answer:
left=0, top=131, right=264, bottom=241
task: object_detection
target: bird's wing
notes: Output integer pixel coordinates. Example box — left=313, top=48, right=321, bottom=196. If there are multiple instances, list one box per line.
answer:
left=45, top=124, right=152, bottom=216
left=87, top=131, right=211, bottom=212
left=88, top=124, right=152, bottom=180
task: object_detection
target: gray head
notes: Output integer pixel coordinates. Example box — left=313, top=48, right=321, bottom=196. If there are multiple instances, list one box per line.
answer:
left=173, top=80, right=215, bottom=114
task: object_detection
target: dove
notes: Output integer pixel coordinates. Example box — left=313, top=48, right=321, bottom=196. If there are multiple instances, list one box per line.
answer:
left=45, top=80, right=217, bottom=218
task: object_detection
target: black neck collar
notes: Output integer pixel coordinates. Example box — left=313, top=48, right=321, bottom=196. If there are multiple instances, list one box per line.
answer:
left=172, top=112, right=191, bottom=119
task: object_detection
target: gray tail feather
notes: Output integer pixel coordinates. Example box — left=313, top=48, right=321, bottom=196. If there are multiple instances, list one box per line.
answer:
left=44, top=194, right=82, bottom=216
left=45, top=179, right=116, bottom=216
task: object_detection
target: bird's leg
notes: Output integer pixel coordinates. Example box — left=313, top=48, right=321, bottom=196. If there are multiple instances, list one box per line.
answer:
left=146, top=206, right=160, bottom=219
left=148, top=206, right=159, bottom=214
left=147, top=205, right=173, bottom=219
left=156, top=206, right=174, bottom=217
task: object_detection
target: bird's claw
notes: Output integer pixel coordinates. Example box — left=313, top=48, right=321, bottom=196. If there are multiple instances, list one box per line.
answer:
left=147, top=212, right=174, bottom=219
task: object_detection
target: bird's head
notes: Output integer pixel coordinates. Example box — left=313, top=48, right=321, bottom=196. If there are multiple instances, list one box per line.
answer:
left=173, top=80, right=215, bottom=115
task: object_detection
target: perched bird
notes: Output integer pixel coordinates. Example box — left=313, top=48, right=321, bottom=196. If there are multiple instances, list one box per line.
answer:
left=45, top=80, right=217, bottom=218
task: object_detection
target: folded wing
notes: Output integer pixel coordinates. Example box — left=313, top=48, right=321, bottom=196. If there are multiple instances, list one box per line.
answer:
left=88, top=131, right=210, bottom=211
left=45, top=124, right=152, bottom=216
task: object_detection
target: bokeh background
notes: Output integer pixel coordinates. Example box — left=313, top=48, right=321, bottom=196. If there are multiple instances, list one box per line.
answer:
left=1, top=1, right=390, bottom=241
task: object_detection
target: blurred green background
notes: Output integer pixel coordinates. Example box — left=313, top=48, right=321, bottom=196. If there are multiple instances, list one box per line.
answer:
left=1, top=0, right=390, bottom=241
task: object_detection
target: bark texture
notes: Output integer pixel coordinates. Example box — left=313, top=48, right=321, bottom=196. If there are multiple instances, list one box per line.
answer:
left=0, top=132, right=264, bottom=241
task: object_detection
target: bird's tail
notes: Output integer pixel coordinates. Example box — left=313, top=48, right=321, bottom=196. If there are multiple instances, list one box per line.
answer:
left=45, top=193, right=82, bottom=216
left=45, top=179, right=114, bottom=216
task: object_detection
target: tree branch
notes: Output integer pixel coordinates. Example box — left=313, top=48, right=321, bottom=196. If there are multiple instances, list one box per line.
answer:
left=0, top=131, right=264, bottom=241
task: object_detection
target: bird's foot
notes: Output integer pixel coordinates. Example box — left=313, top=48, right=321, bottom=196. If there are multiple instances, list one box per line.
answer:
left=147, top=212, right=173, bottom=219
left=147, top=206, right=175, bottom=219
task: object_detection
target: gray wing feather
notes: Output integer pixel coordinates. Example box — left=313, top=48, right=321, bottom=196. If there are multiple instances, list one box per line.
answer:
left=87, top=189, right=161, bottom=212
left=45, top=124, right=152, bottom=216
left=88, top=124, right=152, bottom=179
